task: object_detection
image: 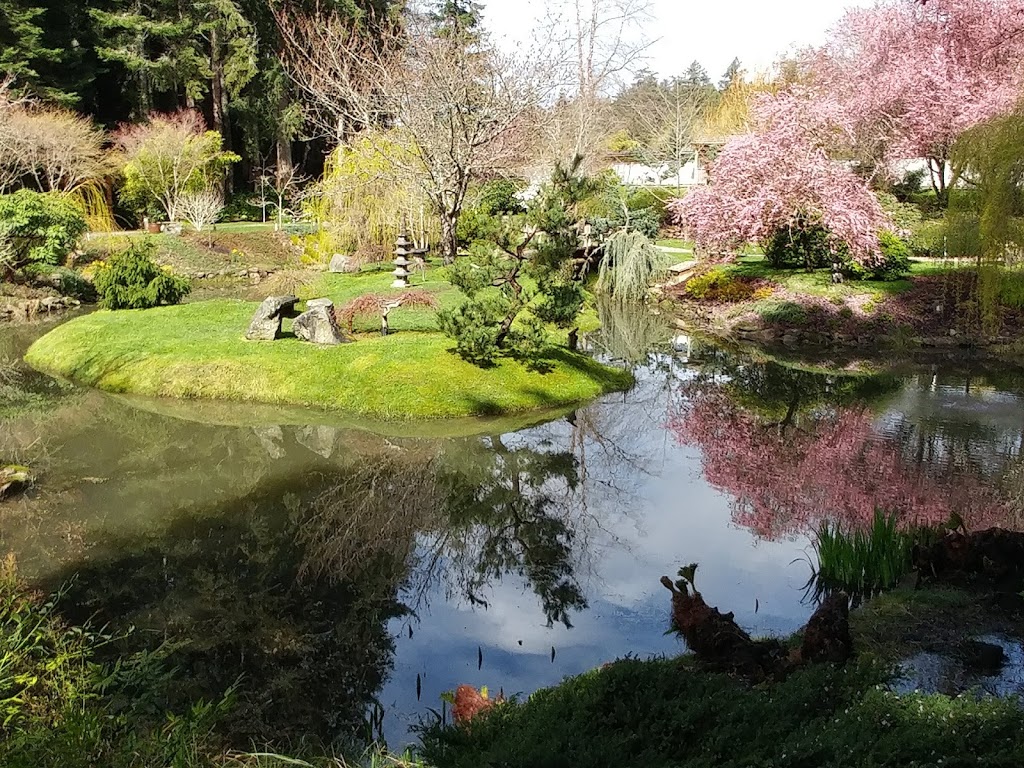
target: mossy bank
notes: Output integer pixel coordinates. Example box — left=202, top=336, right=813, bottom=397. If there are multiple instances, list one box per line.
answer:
left=24, top=300, right=633, bottom=420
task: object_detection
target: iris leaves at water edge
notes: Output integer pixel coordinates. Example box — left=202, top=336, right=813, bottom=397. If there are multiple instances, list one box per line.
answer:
left=808, top=509, right=933, bottom=605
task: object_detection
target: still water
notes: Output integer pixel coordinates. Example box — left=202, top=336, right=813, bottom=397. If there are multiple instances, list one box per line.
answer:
left=3, top=313, right=1024, bottom=749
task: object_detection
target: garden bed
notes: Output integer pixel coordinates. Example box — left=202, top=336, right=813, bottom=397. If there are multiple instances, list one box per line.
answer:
left=668, top=255, right=1024, bottom=357
left=24, top=300, right=632, bottom=420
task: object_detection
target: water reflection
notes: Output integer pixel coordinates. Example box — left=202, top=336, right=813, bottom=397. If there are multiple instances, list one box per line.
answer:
left=5, top=317, right=1024, bottom=749
left=670, top=350, right=1019, bottom=538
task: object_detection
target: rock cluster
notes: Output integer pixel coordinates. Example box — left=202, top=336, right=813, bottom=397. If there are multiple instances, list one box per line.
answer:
left=246, top=295, right=348, bottom=345
left=329, top=254, right=359, bottom=273
left=293, top=300, right=346, bottom=345
left=246, top=295, right=299, bottom=340
left=0, top=296, right=80, bottom=323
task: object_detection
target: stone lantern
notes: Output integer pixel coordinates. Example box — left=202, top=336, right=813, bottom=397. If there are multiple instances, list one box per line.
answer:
left=393, top=232, right=412, bottom=288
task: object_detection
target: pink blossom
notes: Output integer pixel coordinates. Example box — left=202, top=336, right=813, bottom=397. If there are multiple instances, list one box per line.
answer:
left=670, top=93, right=891, bottom=266
left=668, top=387, right=1009, bottom=540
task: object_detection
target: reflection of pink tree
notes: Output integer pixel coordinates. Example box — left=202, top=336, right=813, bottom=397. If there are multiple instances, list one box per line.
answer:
left=669, top=389, right=1008, bottom=540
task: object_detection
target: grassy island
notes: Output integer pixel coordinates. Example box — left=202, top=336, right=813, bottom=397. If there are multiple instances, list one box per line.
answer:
left=24, top=295, right=632, bottom=420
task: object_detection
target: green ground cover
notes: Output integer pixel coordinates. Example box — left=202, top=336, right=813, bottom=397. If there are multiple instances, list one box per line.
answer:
left=24, top=294, right=629, bottom=419
left=421, top=588, right=1024, bottom=768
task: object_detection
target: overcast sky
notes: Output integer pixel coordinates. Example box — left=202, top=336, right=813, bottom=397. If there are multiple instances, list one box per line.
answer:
left=483, top=0, right=875, bottom=85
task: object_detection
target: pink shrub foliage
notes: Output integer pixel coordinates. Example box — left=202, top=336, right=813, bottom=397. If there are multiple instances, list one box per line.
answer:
left=670, top=93, right=891, bottom=266
left=668, top=387, right=1009, bottom=540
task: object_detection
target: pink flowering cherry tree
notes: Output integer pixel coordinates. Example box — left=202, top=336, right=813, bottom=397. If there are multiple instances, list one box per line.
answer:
left=812, top=0, right=1024, bottom=202
left=670, top=92, right=892, bottom=267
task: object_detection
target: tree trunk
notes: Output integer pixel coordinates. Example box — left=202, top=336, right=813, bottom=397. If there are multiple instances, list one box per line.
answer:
left=440, top=213, right=459, bottom=264
left=276, top=91, right=294, bottom=180
left=210, top=27, right=234, bottom=198
left=493, top=279, right=524, bottom=348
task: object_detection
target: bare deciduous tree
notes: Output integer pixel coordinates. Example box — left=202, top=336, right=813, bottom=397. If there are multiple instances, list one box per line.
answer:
left=8, top=107, right=109, bottom=193
left=629, top=79, right=718, bottom=194
left=280, top=9, right=549, bottom=263
left=0, top=81, right=107, bottom=195
left=179, top=187, right=224, bottom=236
left=534, top=0, right=655, bottom=170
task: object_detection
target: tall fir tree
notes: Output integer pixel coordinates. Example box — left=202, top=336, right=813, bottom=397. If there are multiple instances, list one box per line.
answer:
left=718, top=56, right=742, bottom=90
left=0, top=0, right=63, bottom=98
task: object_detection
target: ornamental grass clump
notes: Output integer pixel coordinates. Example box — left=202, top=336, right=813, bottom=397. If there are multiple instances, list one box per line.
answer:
left=93, top=240, right=190, bottom=310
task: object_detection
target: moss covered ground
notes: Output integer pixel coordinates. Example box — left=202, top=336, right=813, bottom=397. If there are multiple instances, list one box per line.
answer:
left=24, top=269, right=628, bottom=419
left=421, top=588, right=1024, bottom=768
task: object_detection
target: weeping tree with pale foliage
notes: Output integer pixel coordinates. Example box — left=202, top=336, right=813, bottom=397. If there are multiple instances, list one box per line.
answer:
left=313, top=131, right=436, bottom=261
left=596, top=230, right=667, bottom=303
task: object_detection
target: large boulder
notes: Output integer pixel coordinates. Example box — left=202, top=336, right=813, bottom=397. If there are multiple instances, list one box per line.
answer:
left=293, top=305, right=348, bottom=345
left=329, top=254, right=359, bottom=274
left=246, top=295, right=299, bottom=341
left=305, top=298, right=334, bottom=312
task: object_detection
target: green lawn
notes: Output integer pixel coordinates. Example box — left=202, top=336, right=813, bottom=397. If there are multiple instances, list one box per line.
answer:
left=24, top=300, right=631, bottom=420
left=720, top=254, right=954, bottom=302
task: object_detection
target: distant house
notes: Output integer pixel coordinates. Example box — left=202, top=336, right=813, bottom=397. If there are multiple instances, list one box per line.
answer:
left=609, top=135, right=738, bottom=191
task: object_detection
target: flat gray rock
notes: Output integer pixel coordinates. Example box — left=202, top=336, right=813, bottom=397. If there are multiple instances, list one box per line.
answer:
left=306, top=298, right=334, bottom=312
left=246, top=295, right=299, bottom=341
left=293, top=305, right=348, bottom=345
left=329, top=254, right=359, bottom=273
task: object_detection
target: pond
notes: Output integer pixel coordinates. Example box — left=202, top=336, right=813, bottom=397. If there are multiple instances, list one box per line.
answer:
left=3, top=311, right=1024, bottom=751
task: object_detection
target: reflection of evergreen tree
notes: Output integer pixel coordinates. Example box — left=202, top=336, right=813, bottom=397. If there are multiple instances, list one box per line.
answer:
left=47, top=471, right=407, bottom=750
left=438, top=436, right=585, bottom=626
left=440, top=436, right=588, bottom=628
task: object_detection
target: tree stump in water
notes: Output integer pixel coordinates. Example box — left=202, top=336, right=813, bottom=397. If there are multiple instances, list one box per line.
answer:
left=660, top=575, right=786, bottom=678
left=799, top=592, right=852, bottom=663
left=661, top=570, right=852, bottom=675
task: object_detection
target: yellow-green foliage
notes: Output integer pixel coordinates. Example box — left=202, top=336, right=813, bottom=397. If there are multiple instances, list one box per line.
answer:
left=312, top=131, right=438, bottom=263
left=684, top=267, right=760, bottom=302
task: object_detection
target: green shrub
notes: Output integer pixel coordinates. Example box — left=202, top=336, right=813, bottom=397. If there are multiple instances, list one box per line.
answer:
left=93, top=241, right=191, bottom=310
left=420, top=651, right=1024, bottom=768
left=999, top=268, right=1024, bottom=309
left=0, top=190, right=87, bottom=274
left=908, top=218, right=947, bottom=258
left=457, top=179, right=527, bottom=246
left=845, top=231, right=911, bottom=281
left=684, top=268, right=759, bottom=302
left=220, top=192, right=263, bottom=222
left=437, top=299, right=503, bottom=365
left=876, top=191, right=924, bottom=235
left=475, top=178, right=526, bottom=216
left=757, top=301, right=809, bottom=325
left=762, top=216, right=837, bottom=269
